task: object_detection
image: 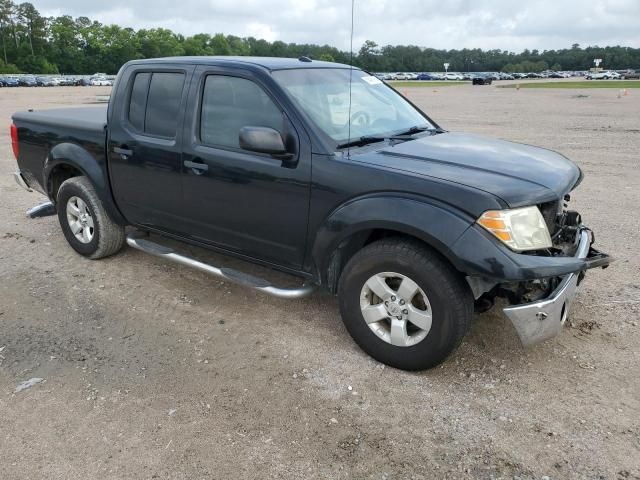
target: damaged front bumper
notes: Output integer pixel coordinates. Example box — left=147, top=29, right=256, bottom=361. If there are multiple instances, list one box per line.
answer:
left=503, top=228, right=609, bottom=346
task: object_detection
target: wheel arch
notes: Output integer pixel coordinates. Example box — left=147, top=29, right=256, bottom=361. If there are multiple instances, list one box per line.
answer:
left=44, top=143, right=127, bottom=225
left=310, top=195, right=474, bottom=293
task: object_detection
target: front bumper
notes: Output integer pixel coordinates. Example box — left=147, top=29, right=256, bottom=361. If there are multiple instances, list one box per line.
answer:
left=503, top=229, right=607, bottom=346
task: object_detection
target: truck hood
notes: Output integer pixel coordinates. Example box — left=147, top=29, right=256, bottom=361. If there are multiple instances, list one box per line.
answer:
left=356, top=132, right=582, bottom=207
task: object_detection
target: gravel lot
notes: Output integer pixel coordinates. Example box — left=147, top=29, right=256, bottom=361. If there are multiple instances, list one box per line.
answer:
left=1, top=85, right=638, bottom=480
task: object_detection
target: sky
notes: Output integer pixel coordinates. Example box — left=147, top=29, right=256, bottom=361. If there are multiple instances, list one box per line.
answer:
left=33, top=0, right=640, bottom=52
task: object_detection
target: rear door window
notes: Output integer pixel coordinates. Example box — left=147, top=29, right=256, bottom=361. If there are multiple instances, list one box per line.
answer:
left=127, top=71, right=185, bottom=138
left=128, top=72, right=150, bottom=132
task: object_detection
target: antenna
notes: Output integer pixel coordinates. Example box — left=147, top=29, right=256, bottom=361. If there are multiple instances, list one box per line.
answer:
left=346, top=0, right=355, bottom=158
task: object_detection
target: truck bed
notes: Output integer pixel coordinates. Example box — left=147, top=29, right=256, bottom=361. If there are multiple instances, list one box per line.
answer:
left=12, top=105, right=108, bottom=195
left=13, top=105, right=107, bottom=132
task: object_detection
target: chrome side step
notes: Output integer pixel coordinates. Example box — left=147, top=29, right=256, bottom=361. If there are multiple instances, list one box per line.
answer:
left=27, top=201, right=56, bottom=218
left=125, top=234, right=316, bottom=299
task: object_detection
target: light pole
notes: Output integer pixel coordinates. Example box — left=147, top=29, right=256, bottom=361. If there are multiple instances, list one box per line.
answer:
left=444, top=62, right=450, bottom=74
left=593, top=58, right=602, bottom=70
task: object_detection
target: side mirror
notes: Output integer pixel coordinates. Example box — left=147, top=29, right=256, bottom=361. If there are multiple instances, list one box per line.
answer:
left=239, top=126, right=288, bottom=155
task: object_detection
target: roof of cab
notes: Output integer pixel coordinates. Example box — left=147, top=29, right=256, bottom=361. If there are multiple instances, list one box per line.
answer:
left=126, top=56, right=355, bottom=71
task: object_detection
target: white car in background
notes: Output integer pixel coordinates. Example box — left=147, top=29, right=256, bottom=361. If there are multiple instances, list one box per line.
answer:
left=394, top=73, right=409, bottom=80
left=586, top=70, right=621, bottom=80
left=444, top=72, right=464, bottom=80
left=90, top=77, right=112, bottom=86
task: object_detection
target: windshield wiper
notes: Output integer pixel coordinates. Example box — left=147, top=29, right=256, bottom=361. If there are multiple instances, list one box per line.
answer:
left=390, top=125, right=445, bottom=138
left=337, top=126, right=445, bottom=150
left=337, top=136, right=386, bottom=149
left=394, top=125, right=431, bottom=136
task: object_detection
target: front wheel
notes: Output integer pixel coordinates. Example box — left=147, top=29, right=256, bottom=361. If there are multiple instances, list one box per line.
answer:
left=338, top=238, right=473, bottom=370
left=57, top=176, right=125, bottom=259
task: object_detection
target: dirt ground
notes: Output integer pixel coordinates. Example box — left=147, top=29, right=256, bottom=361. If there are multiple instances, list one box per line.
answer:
left=0, top=84, right=638, bottom=480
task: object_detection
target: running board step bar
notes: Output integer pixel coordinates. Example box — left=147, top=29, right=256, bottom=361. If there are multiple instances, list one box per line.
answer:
left=125, top=234, right=316, bottom=299
left=26, top=201, right=56, bottom=218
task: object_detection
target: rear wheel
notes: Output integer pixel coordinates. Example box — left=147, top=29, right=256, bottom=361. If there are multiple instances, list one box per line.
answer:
left=338, top=238, right=473, bottom=370
left=56, top=176, right=125, bottom=259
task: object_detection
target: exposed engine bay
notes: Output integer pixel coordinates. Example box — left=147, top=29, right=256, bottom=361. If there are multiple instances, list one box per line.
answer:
left=472, top=194, right=608, bottom=311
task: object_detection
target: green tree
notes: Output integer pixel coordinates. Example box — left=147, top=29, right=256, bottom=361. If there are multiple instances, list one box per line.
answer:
left=318, top=53, right=334, bottom=62
left=16, top=3, right=44, bottom=56
left=0, top=0, right=13, bottom=64
left=210, top=33, right=230, bottom=55
left=49, top=15, right=83, bottom=73
left=137, top=28, right=184, bottom=58
left=0, top=57, right=20, bottom=72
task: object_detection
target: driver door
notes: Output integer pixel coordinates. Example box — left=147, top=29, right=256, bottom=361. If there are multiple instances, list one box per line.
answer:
left=177, top=67, right=312, bottom=270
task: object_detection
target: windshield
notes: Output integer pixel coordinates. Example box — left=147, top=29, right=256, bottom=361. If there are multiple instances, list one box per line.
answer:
left=272, top=68, right=433, bottom=146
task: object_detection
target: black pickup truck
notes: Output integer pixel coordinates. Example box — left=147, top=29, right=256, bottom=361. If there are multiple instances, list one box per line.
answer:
left=11, top=56, right=609, bottom=370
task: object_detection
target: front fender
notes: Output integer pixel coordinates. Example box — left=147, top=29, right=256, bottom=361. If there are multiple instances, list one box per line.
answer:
left=44, top=143, right=126, bottom=225
left=310, top=194, right=474, bottom=286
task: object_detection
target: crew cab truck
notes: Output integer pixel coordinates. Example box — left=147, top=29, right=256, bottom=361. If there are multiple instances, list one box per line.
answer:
left=10, top=57, right=610, bottom=371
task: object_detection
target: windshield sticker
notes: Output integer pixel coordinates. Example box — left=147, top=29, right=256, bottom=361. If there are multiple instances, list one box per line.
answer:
left=361, top=75, right=383, bottom=85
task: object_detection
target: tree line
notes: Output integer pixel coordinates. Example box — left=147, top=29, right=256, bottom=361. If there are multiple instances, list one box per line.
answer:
left=1, top=1, right=639, bottom=75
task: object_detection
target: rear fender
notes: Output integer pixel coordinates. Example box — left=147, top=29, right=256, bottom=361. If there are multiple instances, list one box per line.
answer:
left=44, top=143, right=126, bottom=225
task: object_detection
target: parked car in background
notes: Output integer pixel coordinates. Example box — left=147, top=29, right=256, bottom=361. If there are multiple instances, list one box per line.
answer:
left=586, top=70, right=620, bottom=80
left=1, top=76, right=19, bottom=87
left=621, top=70, right=639, bottom=79
left=50, top=77, right=66, bottom=86
left=526, top=73, right=543, bottom=78
left=543, top=71, right=562, bottom=79
left=417, top=73, right=437, bottom=81
left=90, top=76, right=112, bottom=86
left=394, top=73, right=409, bottom=80
left=36, top=76, right=55, bottom=87
left=498, top=73, right=514, bottom=80
left=444, top=72, right=464, bottom=81
left=383, top=73, right=396, bottom=81
left=471, top=73, right=493, bottom=85
left=19, top=75, right=37, bottom=87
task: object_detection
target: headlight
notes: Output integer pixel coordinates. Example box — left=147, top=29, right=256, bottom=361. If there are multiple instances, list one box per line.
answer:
left=477, top=206, right=552, bottom=252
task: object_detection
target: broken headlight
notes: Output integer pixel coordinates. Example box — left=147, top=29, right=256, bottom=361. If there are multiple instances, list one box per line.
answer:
left=477, top=206, right=552, bottom=252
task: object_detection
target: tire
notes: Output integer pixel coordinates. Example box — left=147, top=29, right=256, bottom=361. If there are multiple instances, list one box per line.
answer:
left=338, top=238, right=473, bottom=371
left=56, top=176, right=125, bottom=259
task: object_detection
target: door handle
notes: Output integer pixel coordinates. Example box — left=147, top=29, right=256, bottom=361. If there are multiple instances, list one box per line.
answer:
left=113, top=146, right=133, bottom=158
left=184, top=160, right=209, bottom=172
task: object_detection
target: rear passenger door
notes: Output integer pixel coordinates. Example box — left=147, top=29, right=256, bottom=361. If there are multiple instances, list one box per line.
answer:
left=108, top=64, right=194, bottom=231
